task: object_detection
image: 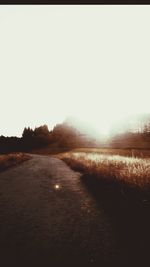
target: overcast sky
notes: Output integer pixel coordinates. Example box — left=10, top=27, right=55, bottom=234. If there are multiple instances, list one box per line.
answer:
left=0, top=5, right=150, bottom=137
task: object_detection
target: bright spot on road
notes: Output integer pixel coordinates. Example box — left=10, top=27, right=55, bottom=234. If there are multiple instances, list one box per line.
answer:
left=54, top=184, right=60, bottom=189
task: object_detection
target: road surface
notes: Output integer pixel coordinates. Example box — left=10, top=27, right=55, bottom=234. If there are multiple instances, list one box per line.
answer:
left=0, top=154, right=149, bottom=267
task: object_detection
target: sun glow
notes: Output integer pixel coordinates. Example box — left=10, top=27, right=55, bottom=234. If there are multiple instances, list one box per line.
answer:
left=70, top=110, right=135, bottom=137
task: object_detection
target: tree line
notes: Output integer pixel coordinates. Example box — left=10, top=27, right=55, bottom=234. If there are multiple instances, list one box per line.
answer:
left=0, top=123, right=97, bottom=154
left=110, top=120, right=150, bottom=149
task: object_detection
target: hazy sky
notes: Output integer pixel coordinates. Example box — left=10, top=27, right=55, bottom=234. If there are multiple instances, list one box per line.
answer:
left=0, top=5, right=150, bottom=136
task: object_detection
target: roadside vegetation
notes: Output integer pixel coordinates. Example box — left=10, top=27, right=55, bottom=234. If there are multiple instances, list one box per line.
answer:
left=0, top=153, right=31, bottom=172
left=68, top=148, right=150, bottom=158
left=57, top=149, right=150, bottom=189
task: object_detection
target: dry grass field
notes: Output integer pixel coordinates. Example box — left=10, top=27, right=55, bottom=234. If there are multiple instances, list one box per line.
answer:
left=69, top=148, right=150, bottom=158
left=57, top=148, right=150, bottom=189
left=0, top=153, right=31, bottom=172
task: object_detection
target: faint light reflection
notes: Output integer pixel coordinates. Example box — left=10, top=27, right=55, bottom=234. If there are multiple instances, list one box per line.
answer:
left=54, top=184, right=60, bottom=190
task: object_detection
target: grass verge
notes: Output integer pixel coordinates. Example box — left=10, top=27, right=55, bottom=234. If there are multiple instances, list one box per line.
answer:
left=57, top=151, right=150, bottom=191
left=69, top=148, right=150, bottom=158
left=0, top=153, right=31, bottom=172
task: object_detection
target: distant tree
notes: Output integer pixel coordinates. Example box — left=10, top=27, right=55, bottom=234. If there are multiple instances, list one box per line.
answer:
left=22, top=127, right=34, bottom=139
left=22, top=125, right=51, bottom=150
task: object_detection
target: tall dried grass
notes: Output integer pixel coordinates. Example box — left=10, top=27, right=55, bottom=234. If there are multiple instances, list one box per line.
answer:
left=0, top=153, right=31, bottom=172
left=59, top=152, right=150, bottom=189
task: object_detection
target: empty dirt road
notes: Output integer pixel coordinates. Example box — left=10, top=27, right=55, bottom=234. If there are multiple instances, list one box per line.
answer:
left=0, top=154, right=148, bottom=267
